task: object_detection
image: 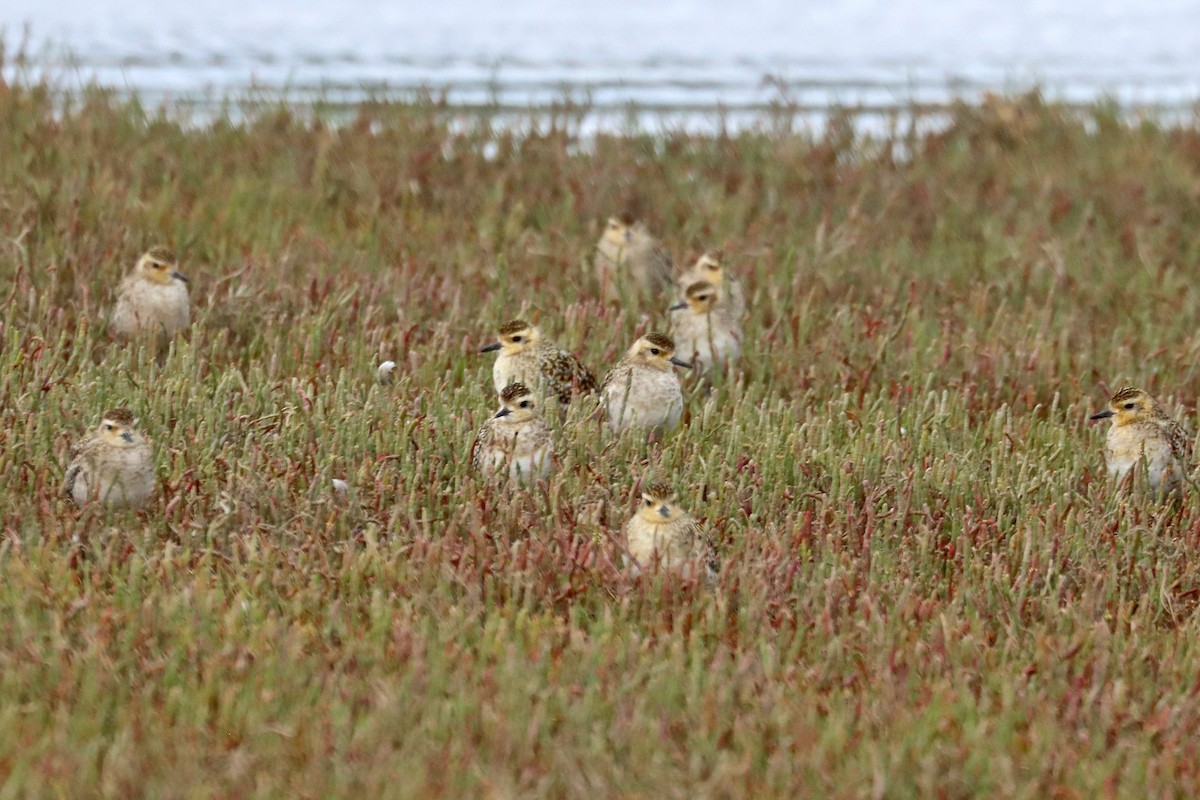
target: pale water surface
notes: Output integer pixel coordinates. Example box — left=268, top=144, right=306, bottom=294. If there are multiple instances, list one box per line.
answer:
left=6, top=0, right=1200, bottom=123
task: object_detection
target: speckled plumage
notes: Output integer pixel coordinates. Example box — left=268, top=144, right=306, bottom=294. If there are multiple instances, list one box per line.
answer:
left=669, top=281, right=742, bottom=376
left=594, top=216, right=673, bottom=300
left=483, top=320, right=596, bottom=409
left=65, top=408, right=155, bottom=508
left=675, top=253, right=746, bottom=320
left=623, top=482, right=717, bottom=581
left=600, top=333, right=688, bottom=435
left=471, top=383, right=553, bottom=481
left=110, top=249, right=190, bottom=340
left=1092, top=386, right=1190, bottom=495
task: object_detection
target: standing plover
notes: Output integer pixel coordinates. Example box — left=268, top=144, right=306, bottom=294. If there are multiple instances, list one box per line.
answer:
left=594, top=215, right=673, bottom=300
left=669, top=280, right=742, bottom=376
left=65, top=408, right=155, bottom=507
left=480, top=320, right=596, bottom=409
left=675, top=253, right=745, bottom=320
left=623, top=482, right=717, bottom=581
left=600, top=332, right=690, bottom=435
left=110, top=248, right=190, bottom=340
left=471, top=382, right=553, bottom=481
left=1090, top=386, right=1189, bottom=495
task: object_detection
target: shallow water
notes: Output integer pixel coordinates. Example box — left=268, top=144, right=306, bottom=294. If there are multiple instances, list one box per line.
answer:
left=8, top=0, right=1200, bottom=123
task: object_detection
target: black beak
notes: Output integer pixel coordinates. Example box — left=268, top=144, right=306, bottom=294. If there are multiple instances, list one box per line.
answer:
left=171, top=270, right=189, bottom=284
left=668, top=302, right=687, bottom=312
left=1089, top=409, right=1114, bottom=420
left=658, top=505, right=670, bottom=518
left=669, top=357, right=692, bottom=369
left=121, top=431, right=134, bottom=443
left=494, top=407, right=512, bottom=418
left=480, top=342, right=502, bottom=353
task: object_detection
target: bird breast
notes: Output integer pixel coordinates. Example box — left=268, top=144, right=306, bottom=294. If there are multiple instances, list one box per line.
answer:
left=671, top=313, right=741, bottom=373
left=1105, top=422, right=1181, bottom=490
left=603, top=365, right=682, bottom=432
left=112, top=278, right=190, bottom=336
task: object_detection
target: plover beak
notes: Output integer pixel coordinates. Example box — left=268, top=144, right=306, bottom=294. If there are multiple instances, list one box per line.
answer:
left=668, top=301, right=687, bottom=312
left=171, top=270, right=190, bottom=284
left=480, top=342, right=502, bottom=353
left=494, top=407, right=512, bottom=418
left=1089, top=409, right=1115, bottom=420
left=669, top=357, right=693, bottom=369
left=121, top=431, right=134, bottom=443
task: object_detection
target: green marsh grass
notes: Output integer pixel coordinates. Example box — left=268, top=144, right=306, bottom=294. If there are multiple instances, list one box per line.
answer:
left=2, top=83, right=1200, bottom=795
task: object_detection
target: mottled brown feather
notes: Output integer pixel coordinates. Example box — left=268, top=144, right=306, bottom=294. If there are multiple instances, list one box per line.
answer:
left=644, top=332, right=675, bottom=351
left=498, top=319, right=530, bottom=336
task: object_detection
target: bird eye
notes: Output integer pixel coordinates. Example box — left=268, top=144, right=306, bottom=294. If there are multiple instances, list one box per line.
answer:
left=644, top=498, right=652, bottom=507
left=1124, top=402, right=1135, bottom=409
left=650, top=348, right=660, bottom=355
left=511, top=336, right=523, bottom=343
left=519, top=400, right=530, bottom=408
left=104, top=423, right=114, bottom=431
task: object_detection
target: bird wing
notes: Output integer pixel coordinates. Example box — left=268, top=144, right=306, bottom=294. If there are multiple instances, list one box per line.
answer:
left=542, top=350, right=597, bottom=405
left=569, top=354, right=597, bottom=396
left=470, top=423, right=493, bottom=472
left=650, top=244, right=674, bottom=291
left=64, top=461, right=86, bottom=502
left=687, top=519, right=719, bottom=576
left=1166, top=418, right=1192, bottom=465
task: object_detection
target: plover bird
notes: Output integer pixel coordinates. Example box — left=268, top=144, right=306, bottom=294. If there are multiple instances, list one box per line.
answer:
left=1090, top=386, right=1189, bottom=495
left=480, top=319, right=596, bottom=409
left=65, top=408, right=155, bottom=508
left=623, top=481, right=717, bottom=581
left=110, top=247, right=190, bottom=340
left=594, top=215, right=673, bottom=300
left=471, top=382, right=553, bottom=481
left=669, top=280, right=742, bottom=376
left=599, top=332, right=690, bottom=435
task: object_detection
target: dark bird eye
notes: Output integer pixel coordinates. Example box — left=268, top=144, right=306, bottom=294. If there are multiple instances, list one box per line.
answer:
left=519, top=400, right=530, bottom=408
left=511, top=336, right=523, bottom=343
left=650, top=348, right=660, bottom=355
left=644, top=498, right=652, bottom=506
left=104, top=424, right=114, bottom=431
left=1124, top=403, right=1135, bottom=409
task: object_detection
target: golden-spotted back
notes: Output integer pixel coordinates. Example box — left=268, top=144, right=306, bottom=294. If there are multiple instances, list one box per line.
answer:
left=480, top=319, right=596, bottom=409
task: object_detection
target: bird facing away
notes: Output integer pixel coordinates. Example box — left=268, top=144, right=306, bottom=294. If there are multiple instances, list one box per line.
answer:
left=593, top=215, right=674, bottom=300
left=480, top=319, right=596, bottom=408
left=600, top=332, right=691, bottom=435
left=669, top=281, right=742, bottom=376
left=65, top=408, right=155, bottom=508
left=377, top=360, right=397, bottom=385
left=471, top=382, right=554, bottom=481
left=110, top=248, right=191, bottom=340
left=1090, top=386, right=1190, bottom=495
left=623, top=482, right=718, bottom=581
left=675, top=253, right=746, bottom=320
